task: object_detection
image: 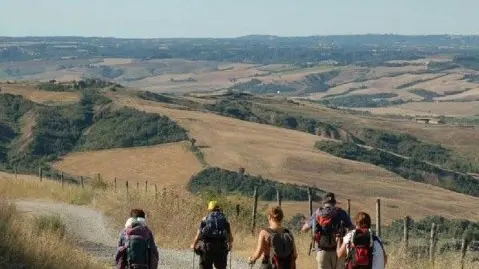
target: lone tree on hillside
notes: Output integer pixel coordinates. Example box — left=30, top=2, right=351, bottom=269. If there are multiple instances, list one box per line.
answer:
left=190, top=138, right=196, bottom=147
left=238, top=167, right=245, bottom=180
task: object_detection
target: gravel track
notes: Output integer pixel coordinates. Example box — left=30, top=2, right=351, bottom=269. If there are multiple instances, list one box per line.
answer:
left=15, top=200, right=251, bottom=269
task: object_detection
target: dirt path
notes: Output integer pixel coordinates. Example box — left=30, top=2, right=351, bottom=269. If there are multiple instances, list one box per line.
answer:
left=14, top=200, right=250, bottom=269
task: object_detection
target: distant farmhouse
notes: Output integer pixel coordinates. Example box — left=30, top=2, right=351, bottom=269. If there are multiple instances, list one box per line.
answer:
left=415, top=116, right=445, bottom=125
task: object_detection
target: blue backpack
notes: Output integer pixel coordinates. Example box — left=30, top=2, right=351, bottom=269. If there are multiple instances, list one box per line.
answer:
left=201, top=211, right=228, bottom=241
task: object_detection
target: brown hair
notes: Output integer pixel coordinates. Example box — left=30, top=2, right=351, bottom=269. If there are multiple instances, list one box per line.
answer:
left=355, top=211, right=371, bottom=228
left=322, top=192, right=337, bottom=205
left=130, top=209, right=146, bottom=218
left=268, top=206, right=284, bottom=222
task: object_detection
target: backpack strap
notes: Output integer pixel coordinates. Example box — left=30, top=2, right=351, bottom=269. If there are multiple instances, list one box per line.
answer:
left=264, top=228, right=285, bottom=266
left=372, top=235, right=385, bottom=254
left=368, top=229, right=374, bottom=247
left=263, top=228, right=274, bottom=265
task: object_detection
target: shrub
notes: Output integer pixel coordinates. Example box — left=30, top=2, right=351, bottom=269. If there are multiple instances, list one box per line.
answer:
left=319, top=93, right=405, bottom=108
left=187, top=167, right=324, bottom=201
left=78, top=107, right=188, bottom=150
left=315, top=140, right=479, bottom=197
left=34, top=214, right=66, bottom=238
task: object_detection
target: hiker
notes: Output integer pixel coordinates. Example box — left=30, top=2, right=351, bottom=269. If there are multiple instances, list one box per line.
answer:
left=247, top=206, right=298, bottom=269
left=190, top=201, right=234, bottom=269
left=115, top=209, right=159, bottom=269
left=337, top=211, right=387, bottom=269
left=301, top=192, right=355, bottom=269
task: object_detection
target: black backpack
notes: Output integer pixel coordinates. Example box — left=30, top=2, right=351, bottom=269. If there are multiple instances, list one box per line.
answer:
left=201, top=211, right=229, bottom=241
left=264, top=228, right=295, bottom=269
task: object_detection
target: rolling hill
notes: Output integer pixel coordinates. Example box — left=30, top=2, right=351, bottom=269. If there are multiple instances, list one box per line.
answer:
left=17, top=85, right=470, bottom=224
left=2, top=44, right=479, bottom=225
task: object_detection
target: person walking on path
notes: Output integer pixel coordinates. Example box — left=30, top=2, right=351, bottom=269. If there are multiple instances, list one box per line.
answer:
left=190, top=201, right=234, bottom=269
left=336, top=211, right=387, bottom=269
left=301, top=192, right=355, bottom=269
left=115, top=208, right=159, bottom=269
left=248, top=206, right=298, bottom=269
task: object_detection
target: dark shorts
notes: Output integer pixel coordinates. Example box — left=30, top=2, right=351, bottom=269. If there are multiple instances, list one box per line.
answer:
left=199, top=242, right=228, bottom=269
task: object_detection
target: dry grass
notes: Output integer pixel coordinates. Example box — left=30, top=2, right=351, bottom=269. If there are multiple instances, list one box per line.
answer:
left=53, top=141, right=204, bottom=187
left=95, top=58, right=134, bottom=66
left=288, top=100, right=479, bottom=162
left=408, top=73, right=479, bottom=95
left=0, top=172, right=97, bottom=205
left=126, top=64, right=338, bottom=93
left=110, top=94, right=479, bottom=224
left=309, top=71, right=443, bottom=100
left=20, top=70, right=84, bottom=82
left=352, top=101, right=479, bottom=117
left=128, top=64, right=270, bottom=93
left=387, top=57, right=453, bottom=64
left=435, top=88, right=479, bottom=101
left=0, top=83, right=80, bottom=104
left=366, top=65, right=427, bottom=77
left=0, top=200, right=107, bottom=269
left=360, top=73, right=441, bottom=90
left=1, top=176, right=477, bottom=269
left=381, top=245, right=477, bottom=269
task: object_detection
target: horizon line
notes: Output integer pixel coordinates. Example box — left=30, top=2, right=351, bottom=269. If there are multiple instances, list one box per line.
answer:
left=2, top=33, right=479, bottom=40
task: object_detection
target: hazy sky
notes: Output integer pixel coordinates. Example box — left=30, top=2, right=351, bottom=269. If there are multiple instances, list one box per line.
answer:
left=1, top=0, right=477, bottom=37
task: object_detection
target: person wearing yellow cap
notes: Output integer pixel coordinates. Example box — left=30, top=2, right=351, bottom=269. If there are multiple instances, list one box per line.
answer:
left=190, top=201, right=234, bottom=269
left=208, top=200, right=219, bottom=211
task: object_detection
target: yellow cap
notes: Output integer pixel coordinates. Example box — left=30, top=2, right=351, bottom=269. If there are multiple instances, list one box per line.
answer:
left=208, top=200, right=218, bottom=211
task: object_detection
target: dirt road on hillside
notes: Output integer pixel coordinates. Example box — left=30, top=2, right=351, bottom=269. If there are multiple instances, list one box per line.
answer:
left=15, top=200, right=250, bottom=269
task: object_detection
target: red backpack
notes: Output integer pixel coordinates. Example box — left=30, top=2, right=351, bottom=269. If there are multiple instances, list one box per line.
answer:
left=346, top=228, right=375, bottom=269
left=314, top=207, right=341, bottom=250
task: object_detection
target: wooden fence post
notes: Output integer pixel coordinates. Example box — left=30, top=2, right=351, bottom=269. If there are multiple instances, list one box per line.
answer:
left=136, top=182, right=139, bottom=191
left=154, top=184, right=158, bottom=199
left=460, top=237, right=469, bottom=269
left=97, top=173, right=101, bottom=182
left=39, top=167, right=43, bottom=182
left=404, top=216, right=410, bottom=252
left=347, top=199, right=351, bottom=216
left=429, top=223, right=437, bottom=264
left=307, top=188, right=313, bottom=217
left=80, top=176, right=84, bottom=189
left=375, top=199, right=381, bottom=237
left=114, top=177, right=117, bottom=192
left=251, top=186, right=258, bottom=235
left=61, top=171, right=64, bottom=189
left=126, top=181, right=129, bottom=195
left=145, top=181, right=148, bottom=193
left=236, top=204, right=240, bottom=217
left=14, top=166, right=17, bottom=179
left=276, top=189, right=282, bottom=207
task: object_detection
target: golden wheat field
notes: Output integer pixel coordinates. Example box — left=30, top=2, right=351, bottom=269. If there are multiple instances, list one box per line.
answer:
left=123, top=64, right=339, bottom=93
left=100, top=93, right=479, bottom=224
left=19, top=70, right=85, bottom=82
left=0, top=83, right=80, bottom=104
left=53, top=142, right=204, bottom=186
left=352, top=101, right=479, bottom=117
left=408, top=73, right=478, bottom=95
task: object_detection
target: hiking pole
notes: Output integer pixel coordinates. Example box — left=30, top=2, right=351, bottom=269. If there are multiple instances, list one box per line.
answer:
left=192, top=249, right=195, bottom=269
left=229, top=250, right=232, bottom=269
